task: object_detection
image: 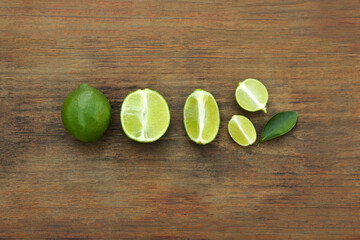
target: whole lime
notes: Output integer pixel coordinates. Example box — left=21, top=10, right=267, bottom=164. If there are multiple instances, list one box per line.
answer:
left=61, top=83, right=112, bottom=142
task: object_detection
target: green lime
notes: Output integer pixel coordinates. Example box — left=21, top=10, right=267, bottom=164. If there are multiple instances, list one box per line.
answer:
left=183, top=89, right=220, bottom=144
left=120, top=89, right=170, bottom=143
left=228, top=115, right=256, bottom=146
left=235, top=78, right=268, bottom=113
left=61, top=83, right=112, bottom=142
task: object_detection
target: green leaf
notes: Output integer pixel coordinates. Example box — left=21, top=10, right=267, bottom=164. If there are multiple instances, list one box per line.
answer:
left=259, top=111, right=298, bottom=144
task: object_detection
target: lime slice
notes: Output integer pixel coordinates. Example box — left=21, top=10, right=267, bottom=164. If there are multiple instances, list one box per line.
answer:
left=120, top=89, right=170, bottom=143
left=228, top=115, right=256, bottom=146
left=235, top=78, right=268, bottom=113
left=183, top=89, right=220, bottom=144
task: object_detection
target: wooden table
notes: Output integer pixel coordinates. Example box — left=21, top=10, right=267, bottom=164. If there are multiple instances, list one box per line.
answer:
left=1, top=0, right=359, bottom=239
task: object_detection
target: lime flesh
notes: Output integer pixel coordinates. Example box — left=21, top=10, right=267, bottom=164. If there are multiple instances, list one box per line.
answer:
left=235, top=78, right=268, bottom=113
left=120, top=89, right=170, bottom=143
left=183, top=89, right=220, bottom=144
left=228, top=115, right=256, bottom=146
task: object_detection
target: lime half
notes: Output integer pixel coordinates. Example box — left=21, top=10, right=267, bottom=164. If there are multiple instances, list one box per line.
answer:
left=120, top=89, right=170, bottom=143
left=235, top=78, right=268, bottom=113
left=183, top=89, right=220, bottom=144
left=228, top=115, right=256, bottom=146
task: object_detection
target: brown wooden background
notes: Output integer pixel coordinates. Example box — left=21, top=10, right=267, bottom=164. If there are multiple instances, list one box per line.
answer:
left=1, top=0, right=359, bottom=239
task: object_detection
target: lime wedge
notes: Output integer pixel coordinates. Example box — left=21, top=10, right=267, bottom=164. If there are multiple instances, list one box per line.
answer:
left=183, top=89, right=220, bottom=144
left=228, top=115, right=256, bottom=146
left=120, top=89, right=170, bottom=143
left=235, top=78, right=268, bottom=113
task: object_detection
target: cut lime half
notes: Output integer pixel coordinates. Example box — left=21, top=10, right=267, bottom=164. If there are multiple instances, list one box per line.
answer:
left=228, top=115, right=256, bottom=146
left=235, top=78, right=268, bottom=113
left=120, top=89, right=170, bottom=143
left=183, top=89, right=220, bottom=144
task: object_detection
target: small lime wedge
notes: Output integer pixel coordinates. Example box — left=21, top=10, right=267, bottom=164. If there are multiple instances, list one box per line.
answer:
left=228, top=115, right=256, bottom=146
left=235, top=78, right=268, bottom=113
left=183, top=89, right=220, bottom=144
left=120, top=89, right=170, bottom=143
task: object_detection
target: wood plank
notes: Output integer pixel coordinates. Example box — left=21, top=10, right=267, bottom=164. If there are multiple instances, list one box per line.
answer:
left=1, top=0, right=359, bottom=239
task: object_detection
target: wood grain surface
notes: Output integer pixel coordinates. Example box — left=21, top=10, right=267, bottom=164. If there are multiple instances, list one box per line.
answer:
left=1, top=0, right=360, bottom=239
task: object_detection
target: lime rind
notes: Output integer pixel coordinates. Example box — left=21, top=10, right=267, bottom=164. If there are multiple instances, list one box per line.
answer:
left=235, top=78, right=268, bottom=113
left=120, top=88, right=170, bottom=143
left=183, top=89, right=220, bottom=145
left=61, top=83, right=112, bottom=142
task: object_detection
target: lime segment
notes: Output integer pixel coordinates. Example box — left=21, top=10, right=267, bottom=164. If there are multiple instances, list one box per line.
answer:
left=235, top=78, right=268, bottom=113
left=183, top=89, right=220, bottom=144
left=120, top=89, right=170, bottom=143
left=228, top=115, right=256, bottom=146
